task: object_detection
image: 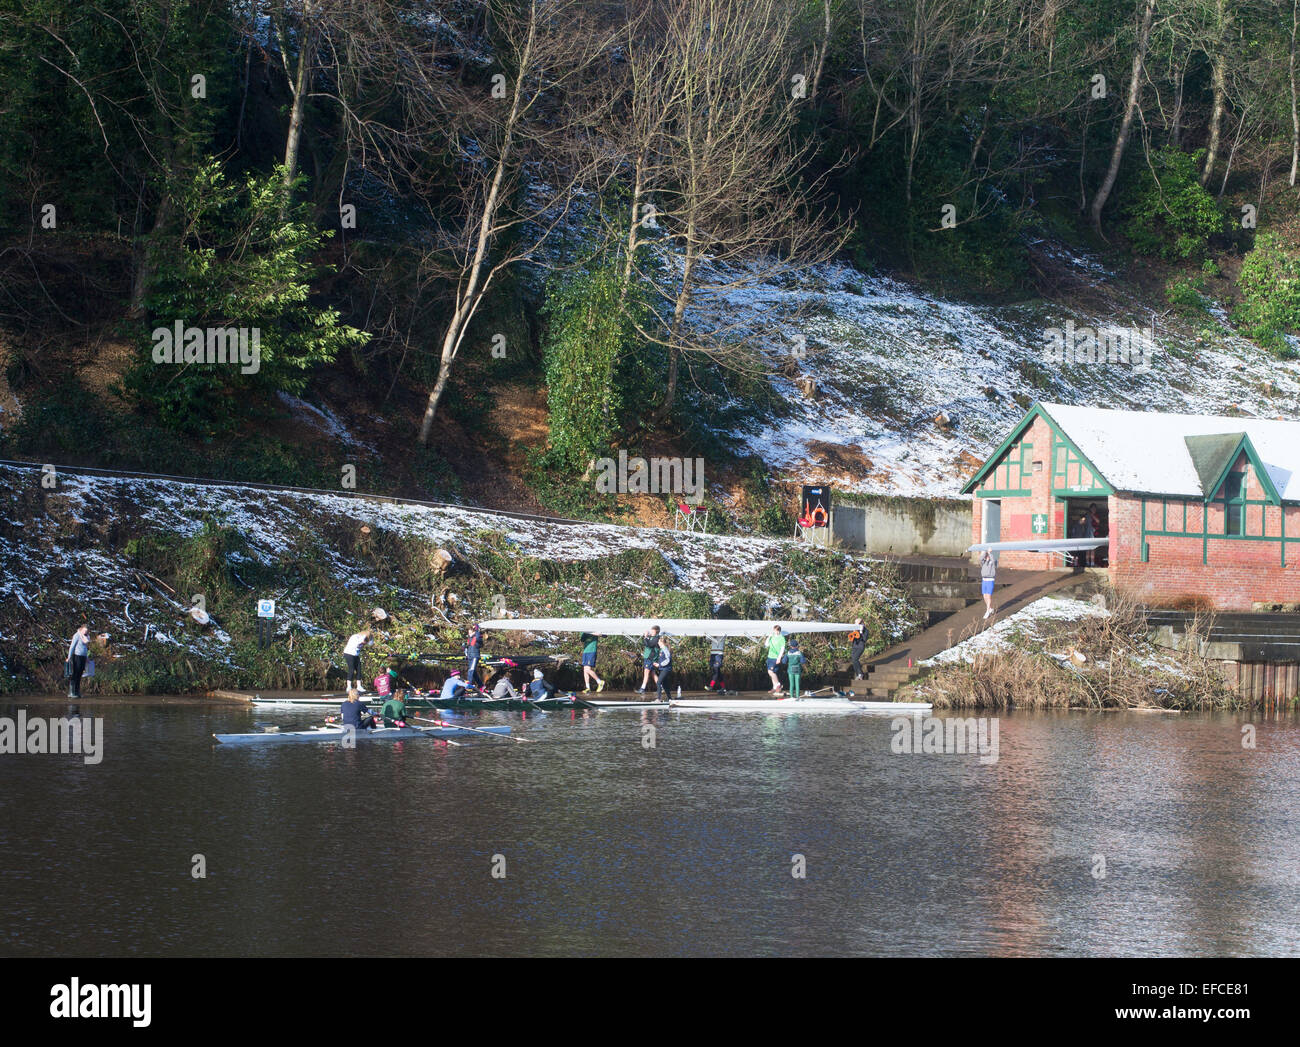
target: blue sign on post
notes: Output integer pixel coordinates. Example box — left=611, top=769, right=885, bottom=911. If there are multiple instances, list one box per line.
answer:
left=257, top=599, right=276, bottom=619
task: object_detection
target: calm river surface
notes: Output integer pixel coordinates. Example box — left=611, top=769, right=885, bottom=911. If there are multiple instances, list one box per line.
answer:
left=2, top=701, right=1298, bottom=957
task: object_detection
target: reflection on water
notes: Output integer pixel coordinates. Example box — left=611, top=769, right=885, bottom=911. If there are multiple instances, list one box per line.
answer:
left=1, top=702, right=1297, bottom=956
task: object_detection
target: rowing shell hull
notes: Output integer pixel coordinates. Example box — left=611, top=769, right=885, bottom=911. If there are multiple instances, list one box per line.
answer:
left=669, top=698, right=931, bottom=713
left=250, top=694, right=445, bottom=708
left=214, top=725, right=512, bottom=745
left=587, top=700, right=672, bottom=710
left=247, top=695, right=591, bottom=712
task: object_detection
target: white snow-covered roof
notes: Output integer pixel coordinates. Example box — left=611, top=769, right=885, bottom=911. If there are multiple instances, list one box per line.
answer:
left=1040, top=402, right=1300, bottom=500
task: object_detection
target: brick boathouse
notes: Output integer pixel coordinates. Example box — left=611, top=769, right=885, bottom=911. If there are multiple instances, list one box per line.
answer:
left=962, top=402, right=1300, bottom=611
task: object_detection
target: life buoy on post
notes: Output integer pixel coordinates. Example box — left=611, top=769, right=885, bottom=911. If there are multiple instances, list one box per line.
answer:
left=810, top=505, right=828, bottom=527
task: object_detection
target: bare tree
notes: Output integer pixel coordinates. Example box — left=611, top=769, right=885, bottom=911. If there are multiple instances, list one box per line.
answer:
left=326, top=0, right=619, bottom=444
left=618, top=0, right=847, bottom=422
left=1091, top=0, right=1158, bottom=232
left=1290, top=0, right=1299, bottom=184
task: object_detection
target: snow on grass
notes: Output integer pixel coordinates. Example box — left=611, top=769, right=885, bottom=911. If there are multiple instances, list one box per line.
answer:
left=921, top=595, right=1108, bottom=666
left=677, top=250, right=1300, bottom=498
left=275, top=392, right=377, bottom=453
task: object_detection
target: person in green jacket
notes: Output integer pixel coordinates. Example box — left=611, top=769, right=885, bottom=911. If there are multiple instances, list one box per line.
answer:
left=379, top=691, right=409, bottom=727
left=579, top=632, right=606, bottom=693
left=766, top=625, right=787, bottom=694
left=638, top=626, right=661, bottom=694
left=785, top=636, right=805, bottom=699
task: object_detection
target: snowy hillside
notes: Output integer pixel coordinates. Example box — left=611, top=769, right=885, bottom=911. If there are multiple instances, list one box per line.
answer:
left=687, top=252, right=1300, bottom=498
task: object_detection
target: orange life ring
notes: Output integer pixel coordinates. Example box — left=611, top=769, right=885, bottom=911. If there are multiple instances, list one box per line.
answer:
left=810, top=505, right=828, bottom=526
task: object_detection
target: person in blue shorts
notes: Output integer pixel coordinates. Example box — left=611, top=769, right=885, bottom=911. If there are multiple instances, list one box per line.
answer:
left=579, top=632, right=606, bottom=693
left=980, top=550, right=997, bottom=619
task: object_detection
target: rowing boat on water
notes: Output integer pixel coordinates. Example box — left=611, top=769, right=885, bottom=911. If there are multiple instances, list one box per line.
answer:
left=247, top=694, right=595, bottom=712
left=213, top=724, right=512, bottom=745
left=587, top=699, right=672, bottom=710
left=669, top=698, right=931, bottom=713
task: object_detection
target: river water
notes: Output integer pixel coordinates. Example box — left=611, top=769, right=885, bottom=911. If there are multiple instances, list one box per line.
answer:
left=1, top=701, right=1297, bottom=957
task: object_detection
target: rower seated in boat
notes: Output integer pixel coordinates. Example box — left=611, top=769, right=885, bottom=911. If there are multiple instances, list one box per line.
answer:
left=340, top=690, right=375, bottom=730
left=492, top=673, right=520, bottom=700
left=439, top=670, right=470, bottom=703
left=526, top=668, right=555, bottom=701
left=379, top=691, right=409, bottom=727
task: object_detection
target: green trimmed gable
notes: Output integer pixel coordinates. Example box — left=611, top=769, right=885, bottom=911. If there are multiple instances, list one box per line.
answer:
left=962, top=402, right=1113, bottom=498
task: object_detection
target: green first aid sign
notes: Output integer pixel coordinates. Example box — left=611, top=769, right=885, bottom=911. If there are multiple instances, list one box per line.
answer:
left=1031, top=513, right=1048, bottom=535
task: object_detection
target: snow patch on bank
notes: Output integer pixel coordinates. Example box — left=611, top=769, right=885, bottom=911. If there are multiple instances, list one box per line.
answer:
left=921, top=595, right=1108, bottom=666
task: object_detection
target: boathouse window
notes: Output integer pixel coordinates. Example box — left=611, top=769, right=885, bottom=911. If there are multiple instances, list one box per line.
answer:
left=1221, top=470, right=1245, bottom=535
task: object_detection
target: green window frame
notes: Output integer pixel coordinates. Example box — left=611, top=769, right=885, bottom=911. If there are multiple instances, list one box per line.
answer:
left=1220, top=470, right=1245, bottom=536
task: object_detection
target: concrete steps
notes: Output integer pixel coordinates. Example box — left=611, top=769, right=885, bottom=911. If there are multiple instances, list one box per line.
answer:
left=861, top=570, right=1091, bottom=697
left=1148, top=610, right=1300, bottom=662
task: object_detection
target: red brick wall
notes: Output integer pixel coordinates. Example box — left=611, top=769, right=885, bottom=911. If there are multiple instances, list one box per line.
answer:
left=1108, top=491, right=1300, bottom=610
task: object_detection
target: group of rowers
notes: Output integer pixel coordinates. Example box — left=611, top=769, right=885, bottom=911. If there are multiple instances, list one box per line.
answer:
left=333, top=615, right=873, bottom=723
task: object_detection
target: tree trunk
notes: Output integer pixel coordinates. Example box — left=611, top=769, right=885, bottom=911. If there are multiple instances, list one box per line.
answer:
left=1201, top=60, right=1226, bottom=187
left=1291, top=0, right=1299, bottom=186
left=281, top=6, right=315, bottom=216
left=128, top=194, right=172, bottom=319
left=419, top=359, right=454, bottom=445
left=809, top=0, right=831, bottom=101
left=417, top=20, right=531, bottom=445
left=650, top=247, right=697, bottom=425
left=1090, top=0, right=1156, bottom=233
left=621, top=154, right=645, bottom=300
left=1169, top=61, right=1185, bottom=148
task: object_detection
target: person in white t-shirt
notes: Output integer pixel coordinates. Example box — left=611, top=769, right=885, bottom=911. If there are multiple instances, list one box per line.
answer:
left=343, top=629, right=372, bottom=692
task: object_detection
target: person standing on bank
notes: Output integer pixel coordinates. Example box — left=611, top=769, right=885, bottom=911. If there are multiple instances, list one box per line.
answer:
left=342, top=628, right=372, bottom=692
left=579, top=632, right=606, bottom=693
left=66, top=624, right=91, bottom=699
left=638, top=626, right=661, bottom=693
left=785, top=636, right=805, bottom=699
left=980, top=550, right=998, bottom=620
left=766, top=625, right=787, bottom=694
left=465, top=622, right=483, bottom=687
left=707, top=635, right=726, bottom=692
left=848, top=618, right=867, bottom=680
left=653, top=636, right=673, bottom=700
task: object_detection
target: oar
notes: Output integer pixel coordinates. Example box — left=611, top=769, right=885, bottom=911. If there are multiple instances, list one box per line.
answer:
left=412, top=715, right=532, bottom=744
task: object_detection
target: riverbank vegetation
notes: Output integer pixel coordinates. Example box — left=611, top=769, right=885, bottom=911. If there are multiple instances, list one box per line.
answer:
left=0, top=467, right=919, bottom=695
left=910, top=588, right=1239, bottom=710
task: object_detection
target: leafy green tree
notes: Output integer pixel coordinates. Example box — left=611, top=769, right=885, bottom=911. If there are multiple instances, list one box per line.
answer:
left=125, top=160, right=369, bottom=433
left=540, top=259, right=648, bottom=468
left=1233, top=231, right=1300, bottom=359
left=1121, top=148, right=1225, bottom=260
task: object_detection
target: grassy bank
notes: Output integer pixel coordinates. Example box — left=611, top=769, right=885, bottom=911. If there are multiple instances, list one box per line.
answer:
left=0, top=464, right=921, bottom=695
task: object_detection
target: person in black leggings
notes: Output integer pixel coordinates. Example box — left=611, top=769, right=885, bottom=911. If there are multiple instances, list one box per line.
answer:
left=66, top=624, right=91, bottom=699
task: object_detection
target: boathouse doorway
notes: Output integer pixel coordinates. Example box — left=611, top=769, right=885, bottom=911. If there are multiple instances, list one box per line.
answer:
left=1064, top=498, right=1109, bottom=566
left=981, top=499, right=1001, bottom=544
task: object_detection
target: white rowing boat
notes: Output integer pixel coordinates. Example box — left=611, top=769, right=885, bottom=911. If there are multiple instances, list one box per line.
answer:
left=479, top=616, right=857, bottom=639
left=587, top=699, right=672, bottom=710
left=214, top=724, right=512, bottom=745
left=669, top=698, right=931, bottom=713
